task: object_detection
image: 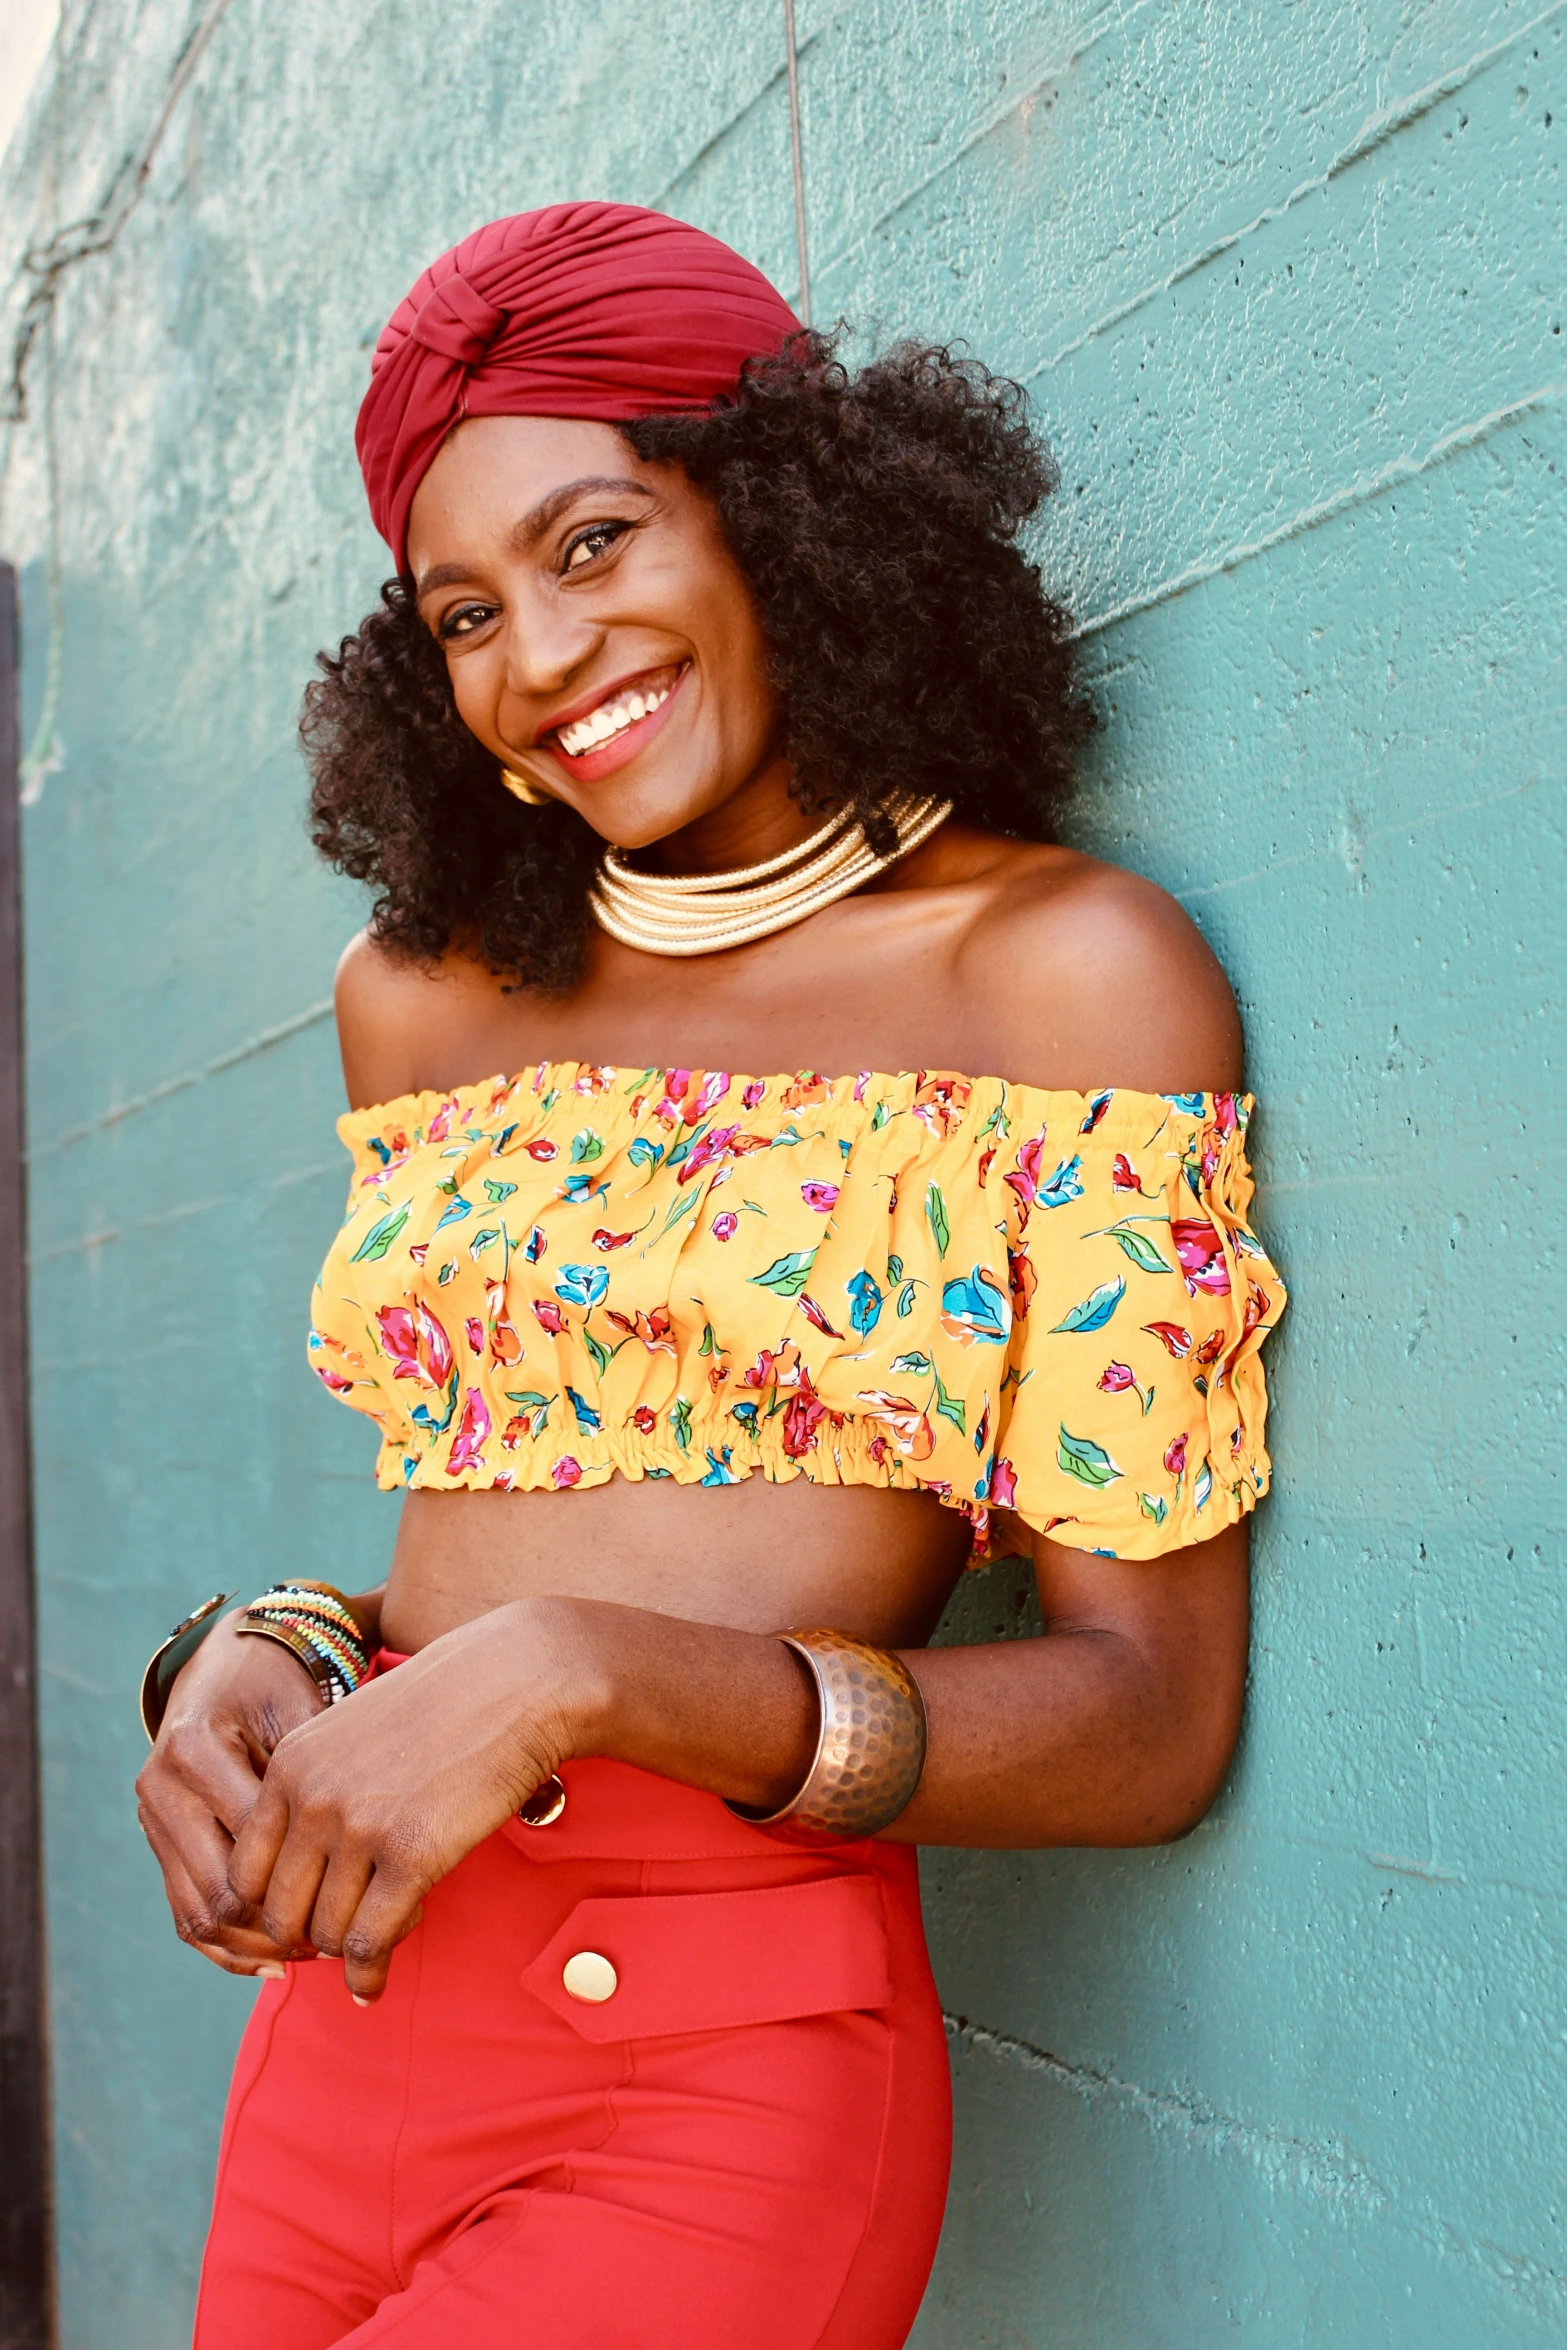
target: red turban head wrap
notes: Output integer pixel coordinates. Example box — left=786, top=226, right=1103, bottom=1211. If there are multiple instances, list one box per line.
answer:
left=355, top=202, right=801, bottom=570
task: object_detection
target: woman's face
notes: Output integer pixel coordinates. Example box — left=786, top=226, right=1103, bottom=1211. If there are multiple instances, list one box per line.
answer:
left=406, top=416, right=784, bottom=850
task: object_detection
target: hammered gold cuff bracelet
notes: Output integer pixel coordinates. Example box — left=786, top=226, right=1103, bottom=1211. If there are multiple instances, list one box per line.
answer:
left=139, top=1592, right=234, bottom=1743
left=728, top=1629, right=928, bottom=1839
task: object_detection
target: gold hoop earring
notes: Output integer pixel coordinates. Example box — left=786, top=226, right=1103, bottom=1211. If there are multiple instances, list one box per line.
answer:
left=500, top=766, right=550, bottom=807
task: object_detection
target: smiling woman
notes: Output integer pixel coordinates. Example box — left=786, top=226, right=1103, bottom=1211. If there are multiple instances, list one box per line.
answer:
left=304, top=320, right=1090, bottom=990
left=134, top=201, right=1285, bottom=2350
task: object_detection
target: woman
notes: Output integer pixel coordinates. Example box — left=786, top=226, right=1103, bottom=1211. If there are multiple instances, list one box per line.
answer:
left=136, top=203, right=1284, bottom=2348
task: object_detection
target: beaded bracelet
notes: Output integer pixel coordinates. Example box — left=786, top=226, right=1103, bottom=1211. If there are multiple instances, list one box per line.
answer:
left=236, top=1581, right=372, bottom=1706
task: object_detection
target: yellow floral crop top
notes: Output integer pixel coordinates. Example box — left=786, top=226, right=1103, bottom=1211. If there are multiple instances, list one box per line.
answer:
left=310, top=1063, right=1285, bottom=1562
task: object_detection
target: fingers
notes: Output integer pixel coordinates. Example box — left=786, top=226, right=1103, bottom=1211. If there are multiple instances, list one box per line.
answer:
left=222, top=1740, right=429, bottom=1989
left=135, top=1627, right=344, bottom=1969
left=307, top=1848, right=375, bottom=1958
left=140, top=1810, right=289, bottom=1976
left=137, top=1715, right=270, bottom=1941
left=224, top=1774, right=294, bottom=1912
left=226, top=1767, right=368, bottom=1955
left=156, top=1710, right=270, bottom=1842
left=250, top=1819, right=333, bottom=1955
left=136, top=1771, right=259, bottom=1943
left=339, top=1869, right=429, bottom=2004
left=247, top=1811, right=428, bottom=1994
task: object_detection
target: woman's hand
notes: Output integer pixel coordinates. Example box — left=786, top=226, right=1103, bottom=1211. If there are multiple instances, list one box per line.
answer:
left=135, top=1612, right=331, bottom=1977
left=224, top=1599, right=583, bottom=2003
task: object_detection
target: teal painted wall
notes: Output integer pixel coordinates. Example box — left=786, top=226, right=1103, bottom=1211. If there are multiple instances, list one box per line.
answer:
left=1, top=2, right=1561, bottom=2342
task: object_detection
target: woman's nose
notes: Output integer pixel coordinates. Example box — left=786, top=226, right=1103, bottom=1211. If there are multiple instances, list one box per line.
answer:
left=498, top=589, right=601, bottom=700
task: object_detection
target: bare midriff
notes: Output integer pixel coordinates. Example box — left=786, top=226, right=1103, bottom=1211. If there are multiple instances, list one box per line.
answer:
left=378, top=1477, right=976, bottom=1657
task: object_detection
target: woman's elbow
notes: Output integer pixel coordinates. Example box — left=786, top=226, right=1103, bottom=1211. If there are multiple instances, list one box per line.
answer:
left=1132, top=1685, right=1246, bottom=1845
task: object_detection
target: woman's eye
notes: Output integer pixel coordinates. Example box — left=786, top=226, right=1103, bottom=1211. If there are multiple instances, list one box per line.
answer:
left=563, top=521, right=626, bottom=571
left=438, top=603, right=496, bottom=640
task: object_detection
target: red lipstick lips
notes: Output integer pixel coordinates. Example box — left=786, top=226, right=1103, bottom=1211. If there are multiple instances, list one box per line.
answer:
left=541, top=664, right=687, bottom=785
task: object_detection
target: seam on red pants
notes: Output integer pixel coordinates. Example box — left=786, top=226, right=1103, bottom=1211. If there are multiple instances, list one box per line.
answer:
left=193, top=1971, right=293, bottom=2349
left=807, top=1884, right=900, bottom=2350
left=558, top=2049, right=631, bottom=2203
left=334, top=2191, right=546, bottom=2347
left=385, top=1923, right=428, bottom=2295
left=558, top=1859, right=650, bottom=2197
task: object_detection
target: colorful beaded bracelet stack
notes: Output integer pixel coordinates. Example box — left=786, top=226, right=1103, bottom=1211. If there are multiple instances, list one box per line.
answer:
left=236, top=1582, right=372, bottom=1706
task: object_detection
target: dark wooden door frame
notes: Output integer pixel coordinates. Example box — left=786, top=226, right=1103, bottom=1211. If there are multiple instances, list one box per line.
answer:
left=0, top=562, right=54, bottom=2347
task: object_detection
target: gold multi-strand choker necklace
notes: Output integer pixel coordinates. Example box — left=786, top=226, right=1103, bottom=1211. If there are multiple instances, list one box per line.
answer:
left=589, top=792, right=953, bottom=958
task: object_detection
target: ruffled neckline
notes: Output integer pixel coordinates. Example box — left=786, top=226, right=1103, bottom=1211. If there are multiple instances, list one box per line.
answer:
left=339, top=1060, right=1250, bottom=1144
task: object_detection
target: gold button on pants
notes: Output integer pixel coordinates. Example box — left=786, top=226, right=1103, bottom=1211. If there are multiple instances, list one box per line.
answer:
left=561, top=1950, right=618, bottom=2004
left=518, top=1774, right=567, bottom=1827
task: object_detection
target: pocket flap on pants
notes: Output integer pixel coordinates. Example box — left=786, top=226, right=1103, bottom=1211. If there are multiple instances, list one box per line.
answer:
left=522, top=1874, right=892, bottom=2041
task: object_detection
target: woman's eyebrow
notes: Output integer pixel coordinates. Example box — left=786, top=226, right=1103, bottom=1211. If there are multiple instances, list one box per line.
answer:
left=415, top=477, right=653, bottom=597
left=510, top=475, right=654, bottom=550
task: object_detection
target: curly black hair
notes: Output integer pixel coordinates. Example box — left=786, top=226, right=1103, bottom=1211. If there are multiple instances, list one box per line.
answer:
left=303, top=332, right=1095, bottom=993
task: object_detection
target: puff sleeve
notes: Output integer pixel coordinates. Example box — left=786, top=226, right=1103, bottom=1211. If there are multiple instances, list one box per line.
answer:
left=987, top=1093, right=1285, bottom=1559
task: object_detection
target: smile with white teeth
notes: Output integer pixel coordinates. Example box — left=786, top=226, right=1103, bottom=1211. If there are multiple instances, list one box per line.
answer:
left=555, top=677, right=674, bottom=757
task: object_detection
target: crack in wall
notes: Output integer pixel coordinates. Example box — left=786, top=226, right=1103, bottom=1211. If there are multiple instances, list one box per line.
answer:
left=946, top=2015, right=1567, bottom=2312
left=1193, top=1813, right=1567, bottom=1912
left=945, top=2012, right=1388, bottom=2209
left=649, top=58, right=793, bottom=212
left=3, top=0, right=237, bottom=422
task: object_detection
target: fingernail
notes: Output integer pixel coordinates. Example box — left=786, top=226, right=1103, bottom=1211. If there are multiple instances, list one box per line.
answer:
left=352, top=1994, right=370, bottom=2008
left=256, top=1963, right=286, bottom=1981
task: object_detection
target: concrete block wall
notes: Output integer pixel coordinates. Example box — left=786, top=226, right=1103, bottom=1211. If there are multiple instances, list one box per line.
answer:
left=0, top=3, right=1561, bottom=2342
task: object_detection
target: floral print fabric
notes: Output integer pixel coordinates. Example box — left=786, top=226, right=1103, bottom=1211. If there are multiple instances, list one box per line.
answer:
left=311, top=1064, right=1285, bottom=1562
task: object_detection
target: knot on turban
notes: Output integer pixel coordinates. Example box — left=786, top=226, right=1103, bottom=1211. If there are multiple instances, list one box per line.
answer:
left=407, top=273, right=507, bottom=366
left=355, top=202, right=801, bottom=570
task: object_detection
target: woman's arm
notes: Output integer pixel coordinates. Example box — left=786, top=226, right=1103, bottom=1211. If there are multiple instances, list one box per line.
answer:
left=511, top=1525, right=1249, bottom=1847
left=887, top=1522, right=1249, bottom=1844
left=222, top=1529, right=1247, bottom=2001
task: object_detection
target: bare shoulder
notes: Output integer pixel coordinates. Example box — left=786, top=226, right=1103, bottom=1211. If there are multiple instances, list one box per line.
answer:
left=951, top=843, right=1244, bottom=1096
left=334, top=929, right=499, bottom=1111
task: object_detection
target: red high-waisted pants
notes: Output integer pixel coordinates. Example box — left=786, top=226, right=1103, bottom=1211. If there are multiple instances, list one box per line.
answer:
left=194, top=1747, right=952, bottom=2348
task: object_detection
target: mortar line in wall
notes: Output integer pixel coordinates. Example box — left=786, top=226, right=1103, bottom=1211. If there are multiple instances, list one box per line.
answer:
left=1070, top=378, right=1566, bottom=641
left=810, top=0, right=1163, bottom=291
left=39, top=1656, right=113, bottom=1698
left=30, top=1225, right=120, bottom=1262
left=1024, top=0, right=1567, bottom=385
left=1200, top=1816, right=1567, bottom=1909
left=646, top=59, right=792, bottom=211
left=28, top=995, right=334, bottom=1161
left=33, top=1184, right=276, bottom=1262
left=1252, top=1141, right=1567, bottom=1206
left=1172, top=769, right=1553, bottom=906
